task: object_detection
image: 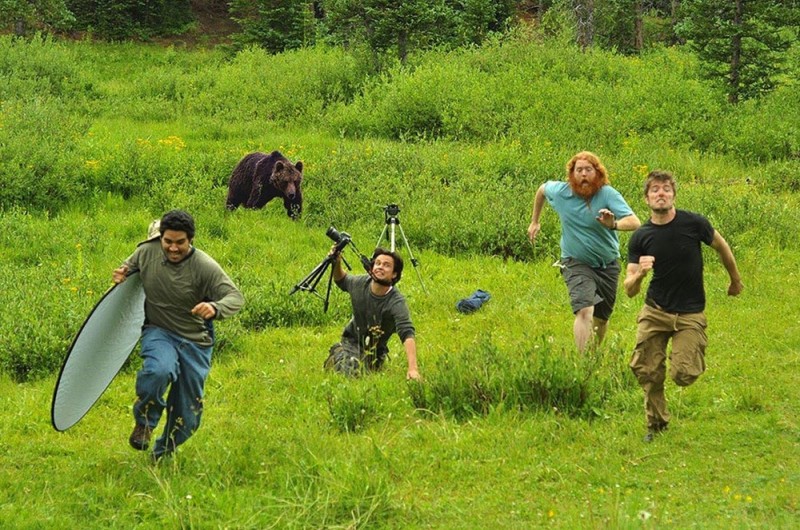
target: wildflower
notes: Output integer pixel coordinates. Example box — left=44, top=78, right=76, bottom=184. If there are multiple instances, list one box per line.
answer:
left=158, top=136, right=186, bottom=150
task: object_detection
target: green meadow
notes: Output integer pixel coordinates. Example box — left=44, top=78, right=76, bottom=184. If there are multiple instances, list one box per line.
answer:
left=1, top=32, right=799, bottom=527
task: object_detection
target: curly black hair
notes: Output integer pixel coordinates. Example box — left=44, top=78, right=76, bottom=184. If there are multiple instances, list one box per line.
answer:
left=160, top=210, right=196, bottom=240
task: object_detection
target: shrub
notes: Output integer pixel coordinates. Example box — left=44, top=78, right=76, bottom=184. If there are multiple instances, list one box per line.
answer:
left=408, top=334, right=631, bottom=421
left=323, top=379, right=384, bottom=433
left=187, top=45, right=367, bottom=123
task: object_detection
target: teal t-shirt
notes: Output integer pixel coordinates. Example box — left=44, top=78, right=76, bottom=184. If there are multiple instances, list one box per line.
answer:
left=544, top=181, right=635, bottom=268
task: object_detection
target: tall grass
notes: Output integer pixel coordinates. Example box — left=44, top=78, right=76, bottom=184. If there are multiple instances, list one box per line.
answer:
left=0, top=32, right=798, bottom=528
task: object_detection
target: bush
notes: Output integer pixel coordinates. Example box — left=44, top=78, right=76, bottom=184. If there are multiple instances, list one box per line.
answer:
left=408, top=334, right=632, bottom=421
left=187, top=45, right=367, bottom=123
left=68, top=0, right=195, bottom=40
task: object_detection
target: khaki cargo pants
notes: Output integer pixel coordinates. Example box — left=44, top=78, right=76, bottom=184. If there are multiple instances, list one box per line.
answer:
left=629, top=304, right=707, bottom=429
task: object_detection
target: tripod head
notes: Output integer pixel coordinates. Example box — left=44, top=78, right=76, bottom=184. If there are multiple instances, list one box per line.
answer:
left=375, top=202, right=428, bottom=293
left=326, top=225, right=352, bottom=254
left=290, top=227, right=372, bottom=311
left=384, top=204, right=400, bottom=224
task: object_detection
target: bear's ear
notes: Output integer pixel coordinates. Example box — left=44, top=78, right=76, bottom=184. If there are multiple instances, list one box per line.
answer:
left=295, top=161, right=303, bottom=172
left=274, top=161, right=285, bottom=172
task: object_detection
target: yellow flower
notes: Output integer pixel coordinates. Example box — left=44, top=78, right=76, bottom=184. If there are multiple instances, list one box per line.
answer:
left=158, top=135, right=186, bottom=150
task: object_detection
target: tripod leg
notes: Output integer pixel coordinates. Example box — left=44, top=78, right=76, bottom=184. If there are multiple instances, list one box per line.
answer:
left=396, top=223, right=428, bottom=294
left=290, top=256, right=332, bottom=297
left=323, top=263, right=335, bottom=312
left=376, top=225, right=388, bottom=250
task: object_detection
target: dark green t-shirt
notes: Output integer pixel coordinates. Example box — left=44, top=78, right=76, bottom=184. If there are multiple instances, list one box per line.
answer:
left=124, top=240, right=244, bottom=347
left=335, top=274, right=415, bottom=358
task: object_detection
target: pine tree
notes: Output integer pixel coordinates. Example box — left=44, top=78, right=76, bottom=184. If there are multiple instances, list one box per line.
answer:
left=677, top=0, right=799, bottom=103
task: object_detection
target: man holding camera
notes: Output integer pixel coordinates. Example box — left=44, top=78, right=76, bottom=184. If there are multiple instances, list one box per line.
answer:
left=325, top=246, right=421, bottom=381
left=113, top=210, right=244, bottom=460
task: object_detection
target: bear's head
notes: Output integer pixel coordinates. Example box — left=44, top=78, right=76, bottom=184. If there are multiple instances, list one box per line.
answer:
left=270, top=160, right=303, bottom=200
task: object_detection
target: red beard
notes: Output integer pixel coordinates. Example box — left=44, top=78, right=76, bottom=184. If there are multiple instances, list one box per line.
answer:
left=569, top=175, right=605, bottom=200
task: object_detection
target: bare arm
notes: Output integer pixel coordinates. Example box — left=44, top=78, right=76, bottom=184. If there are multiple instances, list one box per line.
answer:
left=596, top=209, right=641, bottom=231
left=709, top=230, right=744, bottom=296
left=331, top=246, right=346, bottom=282
left=615, top=213, right=641, bottom=231
left=623, top=256, right=654, bottom=297
left=403, top=337, right=420, bottom=381
left=527, top=184, right=547, bottom=241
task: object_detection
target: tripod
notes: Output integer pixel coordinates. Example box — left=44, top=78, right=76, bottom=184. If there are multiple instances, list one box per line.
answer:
left=290, top=232, right=371, bottom=312
left=375, top=204, right=428, bottom=293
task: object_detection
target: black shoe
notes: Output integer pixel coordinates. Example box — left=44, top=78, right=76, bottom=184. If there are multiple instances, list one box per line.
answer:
left=129, top=424, right=152, bottom=450
left=643, top=423, right=668, bottom=443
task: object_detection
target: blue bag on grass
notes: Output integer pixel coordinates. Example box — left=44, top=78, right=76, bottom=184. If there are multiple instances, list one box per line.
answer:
left=456, top=289, right=491, bottom=314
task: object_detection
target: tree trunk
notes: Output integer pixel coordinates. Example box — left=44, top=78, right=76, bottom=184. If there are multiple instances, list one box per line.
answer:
left=574, top=0, right=594, bottom=51
left=670, top=0, right=683, bottom=44
left=14, top=19, right=26, bottom=36
left=398, top=29, right=408, bottom=64
left=634, top=0, right=644, bottom=51
left=729, top=0, right=743, bottom=104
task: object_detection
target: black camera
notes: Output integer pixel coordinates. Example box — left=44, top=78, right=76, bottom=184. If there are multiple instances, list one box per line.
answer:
left=384, top=204, right=400, bottom=217
left=326, top=226, right=351, bottom=253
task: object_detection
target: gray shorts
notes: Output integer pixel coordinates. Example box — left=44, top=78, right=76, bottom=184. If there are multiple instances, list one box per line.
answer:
left=559, top=258, right=620, bottom=321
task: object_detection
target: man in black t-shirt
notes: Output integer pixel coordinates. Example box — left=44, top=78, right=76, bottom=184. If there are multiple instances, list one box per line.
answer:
left=624, top=171, right=743, bottom=442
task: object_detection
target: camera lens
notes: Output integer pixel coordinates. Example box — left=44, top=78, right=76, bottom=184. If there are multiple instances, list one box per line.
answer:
left=326, top=226, right=342, bottom=243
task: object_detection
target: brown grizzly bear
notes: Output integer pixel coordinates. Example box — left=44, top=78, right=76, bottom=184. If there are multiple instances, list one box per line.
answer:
left=225, top=151, right=304, bottom=219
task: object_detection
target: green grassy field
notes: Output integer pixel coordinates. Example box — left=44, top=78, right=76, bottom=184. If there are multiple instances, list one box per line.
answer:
left=1, top=33, right=799, bottom=527
left=1, top=206, right=797, bottom=528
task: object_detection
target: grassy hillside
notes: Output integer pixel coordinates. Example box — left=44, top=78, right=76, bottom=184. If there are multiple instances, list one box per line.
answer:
left=0, top=33, right=798, bottom=527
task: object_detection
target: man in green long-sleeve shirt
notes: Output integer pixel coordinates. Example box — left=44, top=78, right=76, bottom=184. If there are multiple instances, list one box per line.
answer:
left=113, top=210, right=244, bottom=460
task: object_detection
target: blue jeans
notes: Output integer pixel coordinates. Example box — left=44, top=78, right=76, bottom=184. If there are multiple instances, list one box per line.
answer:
left=133, top=326, right=212, bottom=457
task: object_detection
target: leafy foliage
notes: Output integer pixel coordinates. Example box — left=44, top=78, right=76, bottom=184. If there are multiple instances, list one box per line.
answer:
left=228, top=0, right=317, bottom=53
left=1, top=36, right=799, bottom=381
left=677, top=0, right=800, bottom=102
left=321, top=0, right=515, bottom=66
left=0, top=0, right=75, bottom=35
left=67, top=0, right=195, bottom=40
left=408, top=334, right=633, bottom=420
